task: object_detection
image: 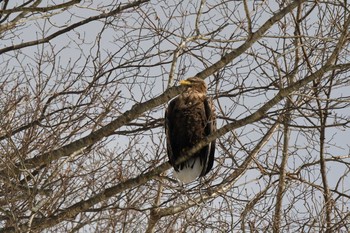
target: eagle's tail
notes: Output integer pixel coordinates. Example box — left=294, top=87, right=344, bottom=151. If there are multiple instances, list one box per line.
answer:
left=173, top=157, right=203, bottom=183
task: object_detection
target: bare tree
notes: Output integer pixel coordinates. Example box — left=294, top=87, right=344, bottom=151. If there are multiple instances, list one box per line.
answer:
left=1, top=0, right=350, bottom=232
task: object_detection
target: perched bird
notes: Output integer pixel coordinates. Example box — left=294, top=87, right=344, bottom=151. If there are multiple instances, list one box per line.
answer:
left=165, top=77, right=216, bottom=183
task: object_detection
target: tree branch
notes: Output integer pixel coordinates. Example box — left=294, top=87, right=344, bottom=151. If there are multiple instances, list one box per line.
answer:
left=0, top=0, right=150, bottom=54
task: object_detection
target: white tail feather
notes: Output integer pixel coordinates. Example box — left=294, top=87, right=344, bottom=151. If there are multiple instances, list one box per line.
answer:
left=173, top=158, right=203, bottom=183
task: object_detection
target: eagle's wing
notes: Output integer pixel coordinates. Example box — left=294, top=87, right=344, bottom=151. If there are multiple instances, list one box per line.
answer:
left=164, top=99, right=177, bottom=170
left=200, top=97, right=216, bottom=176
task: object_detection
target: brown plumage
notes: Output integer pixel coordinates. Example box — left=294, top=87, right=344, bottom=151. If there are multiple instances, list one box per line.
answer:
left=165, top=77, right=216, bottom=183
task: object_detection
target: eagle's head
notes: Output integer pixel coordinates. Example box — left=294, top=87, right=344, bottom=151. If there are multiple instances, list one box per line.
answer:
left=179, top=77, right=207, bottom=94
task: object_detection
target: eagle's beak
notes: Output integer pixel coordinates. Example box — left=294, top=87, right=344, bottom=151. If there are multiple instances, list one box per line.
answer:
left=179, top=80, right=192, bottom=86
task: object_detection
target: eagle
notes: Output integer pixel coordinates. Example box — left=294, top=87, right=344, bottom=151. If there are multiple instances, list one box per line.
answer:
left=165, top=77, right=216, bottom=183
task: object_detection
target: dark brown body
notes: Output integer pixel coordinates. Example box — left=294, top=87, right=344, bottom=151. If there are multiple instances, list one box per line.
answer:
left=165, top=77, right=216, bottom=182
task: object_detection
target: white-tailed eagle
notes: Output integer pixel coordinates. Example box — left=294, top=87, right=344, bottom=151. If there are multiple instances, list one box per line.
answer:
left=165, top=77, right=216, bottom=183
